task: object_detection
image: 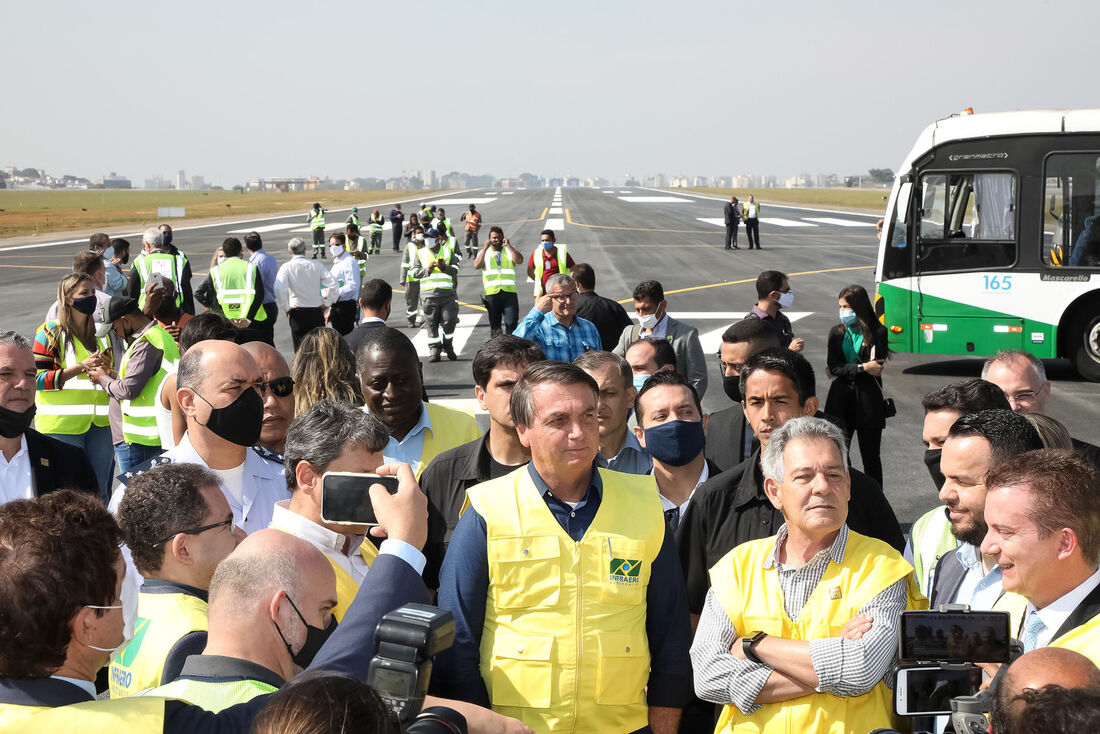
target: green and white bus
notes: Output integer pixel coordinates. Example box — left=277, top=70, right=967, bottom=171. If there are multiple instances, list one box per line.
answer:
left=875, top=109, right=1100, bottom=380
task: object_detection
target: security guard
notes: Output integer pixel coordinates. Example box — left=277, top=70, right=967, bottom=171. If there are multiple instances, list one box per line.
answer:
left=307, top=203, right=326, bottom=259
left=474, top=226, right=522, bottom=337
left=110, top=464, right=244, bottom=698
left=400, top=226, right=425, bottom=328
left=411, top=229, right=460, bottom=362
left=434, top=362, right=692, bottom=734
left=367, top=209, right=385, bottom=255
left=129, top=227, right=192, bottom=313
left=207, top=239, right=267, bottom=329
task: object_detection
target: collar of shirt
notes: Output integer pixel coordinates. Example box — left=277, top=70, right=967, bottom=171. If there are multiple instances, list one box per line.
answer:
left=360, top=316, right=386, bottom=325
left=1028, top=566, right=1100, bottom=644
left=657, top=460, right=709, bottom=514
left=49, top=675, right=96, bottom=700
left=131, top=320, right=156, bottom=340
left=731, top=450, right=768, bottom=508
left=141, top=578, right=209, bottom=602
left=291, top=254, right=305, bottom=261
left=598, top=429, right=646, bottom=463
left=383, top=402, right=432, bottom=459
left=0, top=434, right=28, bottom=468
left=270, top=500, right=366, bottom=558
left=954, top=542, right=1004, bottom=608
left=177, top=653, right=286, bottom=689
left=527, top=460, right=602, bottom=508
left=765, top=523, right=849, bottom=570
left=750, top=304, right=772, bottom=320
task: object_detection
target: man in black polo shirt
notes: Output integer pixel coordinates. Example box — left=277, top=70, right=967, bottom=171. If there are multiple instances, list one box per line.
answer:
left=416, top=335, right=544, bottom=588
left=678, top=348, right=904, bottom=621
left=572, top=263, right=632, bottom=351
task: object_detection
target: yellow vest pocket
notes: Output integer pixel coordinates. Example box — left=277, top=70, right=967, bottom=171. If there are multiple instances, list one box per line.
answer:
left=488, top=536, right=562, bottom=609
left=600, top=537, right=648, bottom=605
left=595, top=632, right=648, bottom=706
left=488, top=632, right=555, bottom=709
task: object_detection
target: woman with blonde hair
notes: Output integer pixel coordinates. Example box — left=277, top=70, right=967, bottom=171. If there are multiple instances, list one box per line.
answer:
left=291, top=327, right=362, bottom=415
left=1023, top=412, right=1074, bottom=450
left=33, top=272, right=115, bottom=498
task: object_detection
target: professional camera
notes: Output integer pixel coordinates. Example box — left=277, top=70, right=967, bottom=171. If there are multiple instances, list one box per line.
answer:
left=367, top=603, right=465, bottom=733
left=882, top=606, right=1021, bottom=734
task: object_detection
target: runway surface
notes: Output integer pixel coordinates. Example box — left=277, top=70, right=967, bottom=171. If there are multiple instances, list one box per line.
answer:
left=4, top=186, right=1098, bottom=525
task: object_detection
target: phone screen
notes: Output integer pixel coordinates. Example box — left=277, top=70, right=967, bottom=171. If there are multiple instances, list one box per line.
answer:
left=320, top=473, right=399, bottom=526
left=896, top=666, right=982, bottom=715
left=900, top=610, right=1011, bottom=663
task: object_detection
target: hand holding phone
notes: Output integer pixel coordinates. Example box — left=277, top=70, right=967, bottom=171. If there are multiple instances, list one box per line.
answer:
left=321, top=472, right=400, bottom=527
left=367, top=462, right=428, bottom=551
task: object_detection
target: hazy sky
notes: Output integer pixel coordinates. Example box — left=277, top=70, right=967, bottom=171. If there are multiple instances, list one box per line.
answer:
left=5, top=0, right=1098, bottom=187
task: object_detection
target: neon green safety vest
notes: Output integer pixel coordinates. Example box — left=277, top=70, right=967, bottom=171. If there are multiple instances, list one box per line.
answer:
left=120, top=324, right=180, bottom=447
left=133, top=251, right=184, bottom=308
left=348, top=214, right=361, bottom=227
left=210, top=258, right=267, bottom=322
left=482, top=248, right=517, bottom=295
left=533, top=245, right=568, bottom=296
left=418, top=248, right=454, bottom=292
left=909, top=506, right=957, bottom=597
left=368, top=215, right=384, bottom=233
left=34, top=326, right=112, bottom=434
left=404, top=243, right=421, bottom=283
left=357, top=256, right=368, bottom=282
left=145, top=676, right=277, bottom=713
left=310, top=209, right=325, bottom=229
left=109, top=589, right=209, bottom=698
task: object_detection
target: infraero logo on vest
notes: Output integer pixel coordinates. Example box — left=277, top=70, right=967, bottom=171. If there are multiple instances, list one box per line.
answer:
left=610, top=557, right=642, bottom=585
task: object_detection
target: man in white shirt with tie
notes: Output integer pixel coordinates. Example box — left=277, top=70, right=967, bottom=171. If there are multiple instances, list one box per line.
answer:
left=274, top=237, right=338, bottom=352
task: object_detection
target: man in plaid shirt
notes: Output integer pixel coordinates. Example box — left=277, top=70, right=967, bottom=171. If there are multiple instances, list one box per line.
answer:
left=512, top=273, right=600, bottom=363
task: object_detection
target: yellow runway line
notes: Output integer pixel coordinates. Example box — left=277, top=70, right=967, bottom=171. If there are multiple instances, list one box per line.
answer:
left=0, top=264, right=75, bottom=271
left=540, top=207, right=548, bottom=220
left=614, top=264, right=875, bottom=303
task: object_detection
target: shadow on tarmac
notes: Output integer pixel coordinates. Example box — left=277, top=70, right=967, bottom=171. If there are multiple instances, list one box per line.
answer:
left=902, top=357, right=1084, bottom=382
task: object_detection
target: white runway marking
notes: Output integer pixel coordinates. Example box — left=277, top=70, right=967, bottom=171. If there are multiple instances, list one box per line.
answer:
left=697, top=218, right=727, bottom=227
left=548, top=207, right=563, bottom=214
left=619, top=190, right=633, bottom=193
left=226, top=223, right=301, bottom=234
left=501, top=192, right=515, bottom=195
left=289, top=221, right=391, bottom=233
left=698, top=312, right=813, bottom=353
left=618, top=196, right=693, bottom=203
left=425, top=197, right=498, bottom=205
left=603, top=191, right=615, bottom=193
left=411, top=313, right=483, bottom=358
left=668, top=312, right=753, bottom=320
left=545, top=218, right=564, bottom=229
left=759, top=218, right=817, bottom=227
left=803, top=217, right=875, bottom=227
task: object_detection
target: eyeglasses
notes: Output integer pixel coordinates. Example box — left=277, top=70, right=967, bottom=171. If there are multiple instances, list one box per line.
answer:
left=1008, top=390, right=1038, bottom=404
left=549, top=293, right=576, bottom=302
left=154, top=518, right=234, bottom=548
left=260, top=377, right=294, bottom=398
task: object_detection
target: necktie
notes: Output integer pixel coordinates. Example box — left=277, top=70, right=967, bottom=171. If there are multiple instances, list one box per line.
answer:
left=664, top=508, right=680, bottom=532
left=1020, top=610, right=1046, bottom=652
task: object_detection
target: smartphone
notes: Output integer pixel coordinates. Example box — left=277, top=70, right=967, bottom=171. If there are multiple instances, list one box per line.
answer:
left=899, top=610, right=1011, bottom=663
left=895, top=666, right=983, bottom=716
left=320, top=472, right=399, bottom=526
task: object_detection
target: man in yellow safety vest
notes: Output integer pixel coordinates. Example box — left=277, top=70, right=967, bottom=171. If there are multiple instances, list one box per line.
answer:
left=474, top=226, right=522, bottom=337
left=307, top=203, right=326, bottom=259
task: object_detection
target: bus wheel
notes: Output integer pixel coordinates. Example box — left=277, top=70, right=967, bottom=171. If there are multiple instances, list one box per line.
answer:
left=1070, top=312, right=1100, bottom=382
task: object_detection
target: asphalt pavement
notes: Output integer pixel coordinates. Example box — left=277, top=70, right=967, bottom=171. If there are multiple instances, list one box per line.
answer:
left=4, top=186, right=1098, bottom=525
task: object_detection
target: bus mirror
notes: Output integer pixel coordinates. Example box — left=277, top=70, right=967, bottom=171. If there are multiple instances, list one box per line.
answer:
left=1049, top=193, right=1059, bottom=220
left=897, top=182, right=913, bottom=223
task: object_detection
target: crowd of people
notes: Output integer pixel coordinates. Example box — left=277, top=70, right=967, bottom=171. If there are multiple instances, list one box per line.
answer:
left=1, top=202, right=1099, bottom=734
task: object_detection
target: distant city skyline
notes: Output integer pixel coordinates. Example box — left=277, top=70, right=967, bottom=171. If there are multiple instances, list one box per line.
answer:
left=5, top=0, right=1097, bottom=189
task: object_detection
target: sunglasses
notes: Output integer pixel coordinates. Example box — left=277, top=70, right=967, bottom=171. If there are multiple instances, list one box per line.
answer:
left=260, top=377, right=294, bottom=398
left=154, top=518, right=234, bottom=548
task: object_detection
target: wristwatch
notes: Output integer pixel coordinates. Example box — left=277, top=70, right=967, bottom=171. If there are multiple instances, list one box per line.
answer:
left=743, top=631, right=767, bottom=664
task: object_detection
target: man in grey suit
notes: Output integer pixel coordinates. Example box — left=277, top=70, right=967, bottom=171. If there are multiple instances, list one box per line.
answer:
left=613, top=280, right=708, bottom=398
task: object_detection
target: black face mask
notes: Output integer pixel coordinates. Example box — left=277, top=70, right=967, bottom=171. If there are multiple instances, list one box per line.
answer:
left=274, top=596, right=338, bottom=668
left=0, top=403, right=35, bottom=439
left=723, top=374, right=743, bottom=403
left=194, top=386, right=263, bottom=447
left=923, top=448, right=946, bottom=490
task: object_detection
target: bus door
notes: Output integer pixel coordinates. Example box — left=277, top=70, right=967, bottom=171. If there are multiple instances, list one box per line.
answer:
left=914, top=171, right=1023, bottom=355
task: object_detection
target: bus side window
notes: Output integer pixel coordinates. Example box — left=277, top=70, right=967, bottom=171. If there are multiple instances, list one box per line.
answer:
left=1042, top=153, right=1100, bottom=268
left=917, top=172, right=1016, bottom=273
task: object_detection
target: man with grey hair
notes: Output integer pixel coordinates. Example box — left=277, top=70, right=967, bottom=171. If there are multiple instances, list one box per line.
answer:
left=274, top=236, right=338, bottom=352
left=435, top=360, right=692, bottom=734
left=982, top=349, right=1100, bottom=467
left=128, top=226, right=194, bottom=315
left=269, top=399, right=426, bottom=620
left=512, top=272, right=600, bottom=362
left=691, top=416, right=923, bottom=733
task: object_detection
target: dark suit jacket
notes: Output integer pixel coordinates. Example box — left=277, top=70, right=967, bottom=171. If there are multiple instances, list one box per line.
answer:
left=574, top=290, right=632, bottom=352
left=25, top=429, right=99, bottom=497
left=613, top=316, right=709, bottom=398
left=705, top=404, right=751, bottom=473
left=929, top=547, right=968, bottom=610
left=343, top=319, right=386, bottom=358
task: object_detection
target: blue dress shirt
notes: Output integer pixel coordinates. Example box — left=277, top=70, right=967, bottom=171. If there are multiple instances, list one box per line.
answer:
left=512, top=309, right=601, bottom=363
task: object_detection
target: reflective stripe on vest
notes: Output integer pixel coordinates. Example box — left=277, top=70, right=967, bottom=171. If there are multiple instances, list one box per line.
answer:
left=145, top=677, right=276, bottom=713
left=211, top=259, right=266, bottom=321
left=368, top=215, right=384, bottom=232
left=0, top=697, right=167, bottom=733
left=134, top=252, right=184, bottom=308
left=311, top=210, right=326, bottom=228
left=120, top=325, right=180, bottom=446
left=418, top=249, right=454, bottom=292
left=709, top=530, right=926, bottom=734
left=467, top=467, right=664, bottom=734
left=34, top=331, right=112, bottom=434
left=109, top=590, right=209, bottom=698
left=482, top=248, right=517, bottom=295
left=532, top=245, right=568, bottom=296
left=404, top=243, right=421, bottom=282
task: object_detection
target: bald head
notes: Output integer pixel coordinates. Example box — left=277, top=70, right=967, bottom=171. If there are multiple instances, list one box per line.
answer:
left=241, top=341, right=287, bottom=370
left=992, top=648, right=1100, bottom=733
left=178, top=339, right=261, bottom=393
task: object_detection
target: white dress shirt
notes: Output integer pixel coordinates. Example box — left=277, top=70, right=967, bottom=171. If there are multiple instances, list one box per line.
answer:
left=0, top=435, right=34, bottom=504
left=275, top=255, right=338, bottom=310
left=1028, top=566, right=1100, bottom=649
left=329, top=251, right=361, bottom=303
left=657, top=460, right=709, bottom=521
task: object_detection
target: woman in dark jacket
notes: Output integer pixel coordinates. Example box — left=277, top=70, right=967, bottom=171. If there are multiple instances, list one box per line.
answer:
left=824, top=284, right=889, bottom=489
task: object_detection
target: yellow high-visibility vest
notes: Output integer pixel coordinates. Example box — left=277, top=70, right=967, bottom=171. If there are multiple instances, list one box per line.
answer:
left=109, top=589, right=209, bottom=698
left=210, top=258, right=266, bottom=322
left=120, top=324, right=180, bottom=447
left=532, top=245, right=568, bottom=297
left=0, top=697, right=167, bottom=733
left=482, top=248, right=517, bottom=295
left=34, top=328, right=112, bottom=434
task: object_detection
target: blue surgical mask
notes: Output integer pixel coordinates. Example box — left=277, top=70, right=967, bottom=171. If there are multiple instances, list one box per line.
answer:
left=632, top=373, right=651, bottom=392
left=643, top=419, right=706, bottom=467
left=541, top=241, right=554, bottom=251
left=839, top=309, right=858, bottom=326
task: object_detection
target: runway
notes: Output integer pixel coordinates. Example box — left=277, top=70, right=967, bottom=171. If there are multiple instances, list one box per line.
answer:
left=4, top=186, right=1098, bottom=525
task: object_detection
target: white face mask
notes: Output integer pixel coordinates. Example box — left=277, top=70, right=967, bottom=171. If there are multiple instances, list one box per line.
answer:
left=777, top=291, right=794, bottom=309
left=329, top=245, right=344, bottom=258
left=636, top=312, right=659, bottom=330
left=217, top=256, right=227, bottom=265
left=414, top=234, right=425, bottom=243
left=424, top=237, right=437, bottom=249
left=85, top=565, right=138, bottom=660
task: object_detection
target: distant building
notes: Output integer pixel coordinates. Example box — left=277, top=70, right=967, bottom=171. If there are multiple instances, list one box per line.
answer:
left=144, top=176, right=172, bottom=190
left=191, top=174, right=205, bottom=190
left=248, top=177, right=321, bottom=192
left=175, top=169, right=186, bottom=190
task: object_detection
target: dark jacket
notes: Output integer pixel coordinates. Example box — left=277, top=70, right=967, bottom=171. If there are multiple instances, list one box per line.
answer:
left=723, top=201, right=741, bottom=226
left=574, top=290, right=633, bottom=352
left=704, top=404, right=752, bottom=473
left=824, top=322, right=889, bottom=432
left=343, top=319, right=386, bottom=359
left=678, top=449, right=905, bottom=614
left=25, top=428, right=99, bottom=497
